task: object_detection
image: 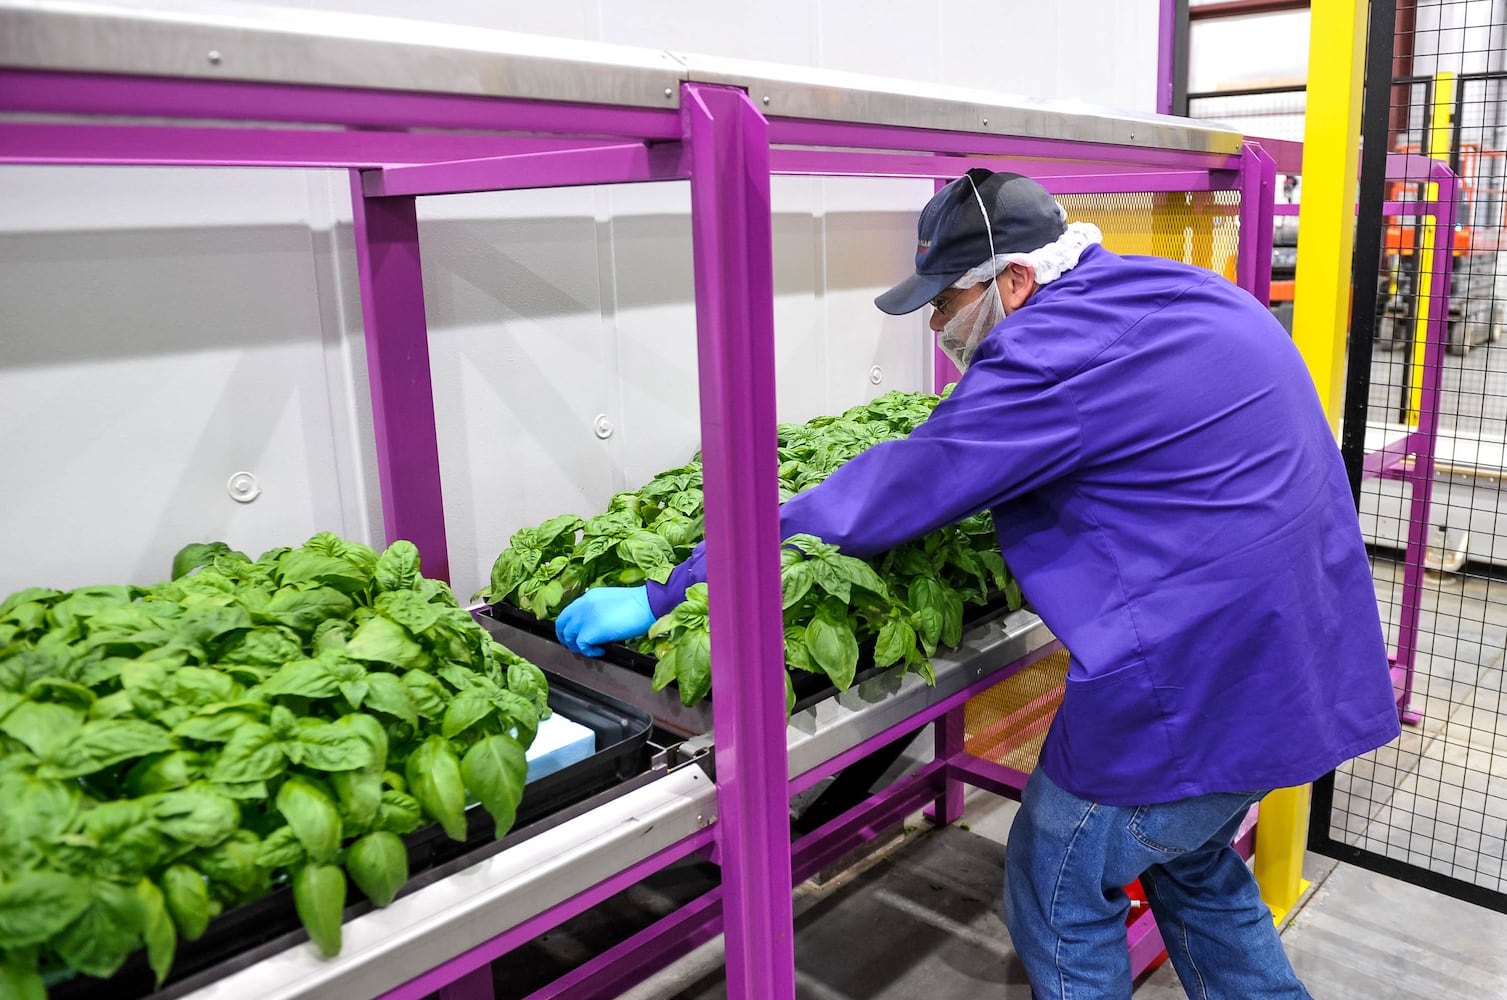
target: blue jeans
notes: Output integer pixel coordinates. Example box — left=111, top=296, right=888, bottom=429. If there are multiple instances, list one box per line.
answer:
left=1003, top=769, right=1312, bottom=1000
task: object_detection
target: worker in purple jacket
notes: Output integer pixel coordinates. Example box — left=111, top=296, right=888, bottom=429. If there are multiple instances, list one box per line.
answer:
left=556, top=169, right=1401, bottom=998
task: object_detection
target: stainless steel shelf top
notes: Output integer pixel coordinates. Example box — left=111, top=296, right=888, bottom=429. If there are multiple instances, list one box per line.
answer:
left=0, top=0, right=1243, bottom=154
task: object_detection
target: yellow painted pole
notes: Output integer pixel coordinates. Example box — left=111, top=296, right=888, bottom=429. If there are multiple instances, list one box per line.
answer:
left=1261, top=0, right=1369, bottom=925
left=1408, top=72, right=1455, bottom=425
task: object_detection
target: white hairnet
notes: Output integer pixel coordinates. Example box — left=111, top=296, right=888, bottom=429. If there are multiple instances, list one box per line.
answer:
left=953, top=220, right=1104, bottom=289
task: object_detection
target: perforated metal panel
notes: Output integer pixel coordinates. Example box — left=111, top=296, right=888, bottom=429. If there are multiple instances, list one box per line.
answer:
left=964, top=648, right=1069, bottom=773
left=1058, top=190, right=1242, bottom=282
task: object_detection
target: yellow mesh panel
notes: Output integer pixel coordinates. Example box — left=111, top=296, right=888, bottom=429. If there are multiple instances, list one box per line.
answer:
left=964, top=647, right=1069, bottom=774
left=1058, top=190, right=1242, bottom=283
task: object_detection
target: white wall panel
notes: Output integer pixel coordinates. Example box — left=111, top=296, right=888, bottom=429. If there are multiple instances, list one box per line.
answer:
left=0, top=0, right=1163, bottom=599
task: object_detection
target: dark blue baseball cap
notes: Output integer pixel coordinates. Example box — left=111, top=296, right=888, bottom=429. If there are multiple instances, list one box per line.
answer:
left=875, top=169, right=1067, bottom=315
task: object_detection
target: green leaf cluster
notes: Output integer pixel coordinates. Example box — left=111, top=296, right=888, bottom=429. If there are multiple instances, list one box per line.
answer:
left=486, top=390, right=1024, bottom=707
left=0, top=533, right=547, bottom=995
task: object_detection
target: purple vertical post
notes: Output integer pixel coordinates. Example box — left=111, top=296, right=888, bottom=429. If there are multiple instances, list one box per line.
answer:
left=682, top=83, right=797, bottom=1000
left=924, top=707, right=967, bottom=825
left=1158, top=0, right=1177, bottom=115
left=1396, top=168, right=1457, bottom=722
left=347, top=171, right=450, bottom=581
left=1236, top=142, right=1275, bottom=305
left=930, top=176, right=957, bottom=395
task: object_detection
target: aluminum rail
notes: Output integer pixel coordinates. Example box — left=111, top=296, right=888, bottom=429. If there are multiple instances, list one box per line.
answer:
left=0, top=0, right=1243, bottom=156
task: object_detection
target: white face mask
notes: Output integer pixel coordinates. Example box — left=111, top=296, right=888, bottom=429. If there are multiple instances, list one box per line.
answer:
left=937, top=281, right=1005, bottom=374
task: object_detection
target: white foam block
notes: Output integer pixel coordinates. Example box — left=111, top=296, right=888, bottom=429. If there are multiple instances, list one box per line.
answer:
left=524, top=711, right=597, bottom=783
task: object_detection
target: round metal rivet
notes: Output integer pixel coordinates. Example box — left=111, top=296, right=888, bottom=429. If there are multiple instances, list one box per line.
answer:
left=869, top=366, right=884, bottom=385
left=207, top=50, right=222, bottom=65
left=593, top=414, right=614, bottom=440
left=763, top=95, right=771, bottom=105
left=982, top=117, right=989, bottom=126
left=665, top=87, right=673, bottom=98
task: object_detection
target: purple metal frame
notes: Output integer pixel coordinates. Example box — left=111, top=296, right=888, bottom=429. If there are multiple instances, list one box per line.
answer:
left=1, top=58, right=1277, bottom=999
left=1159, top=0, right=1178, bottom=116
left=683, top=81, right=798, bottom=1000
left=1360, top=154, right=1458, bottom=725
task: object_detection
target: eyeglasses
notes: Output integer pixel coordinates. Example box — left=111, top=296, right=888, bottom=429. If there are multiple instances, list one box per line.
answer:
left=928, top=279, right=993, bottom=319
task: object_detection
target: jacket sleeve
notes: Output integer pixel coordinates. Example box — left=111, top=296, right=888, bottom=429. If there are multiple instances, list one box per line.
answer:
left=645, top=329, right=1083, bottom=617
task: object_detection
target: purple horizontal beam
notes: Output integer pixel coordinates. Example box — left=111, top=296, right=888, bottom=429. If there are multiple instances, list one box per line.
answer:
left=944, top=754, right=1031, bottom=800
left=768, top=149, right=1236, bottom=192
left=0, top=68, right=682, bottom=140
left=1274, top=204, right=1300, bottom=215
left=367, top=141, right=690, bottom=197
left=377, top=826, right=716, bottom=1000
left=1362, top=430, right=1422, bottom=481
left=529, top=761, right=945, bottom=1000
left=767, top=117, right=1243, bottom=171
left=788, top=638, right=1065, bottom=797
left=0, top=121, right=599, bottom=169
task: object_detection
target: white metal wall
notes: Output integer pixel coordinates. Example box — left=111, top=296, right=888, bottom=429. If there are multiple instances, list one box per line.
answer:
left=0, top=0, right=1163, bottom=600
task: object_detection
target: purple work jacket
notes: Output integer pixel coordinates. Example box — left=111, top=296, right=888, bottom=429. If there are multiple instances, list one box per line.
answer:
left=650, top=244, right=1400, bottom=805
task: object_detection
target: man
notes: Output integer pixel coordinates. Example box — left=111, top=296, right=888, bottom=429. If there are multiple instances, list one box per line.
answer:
left=556, top=169, right=1400, bottom=998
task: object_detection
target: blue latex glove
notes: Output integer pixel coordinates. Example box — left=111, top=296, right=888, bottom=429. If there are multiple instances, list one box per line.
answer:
left=555, top=585, right=655, bottom=657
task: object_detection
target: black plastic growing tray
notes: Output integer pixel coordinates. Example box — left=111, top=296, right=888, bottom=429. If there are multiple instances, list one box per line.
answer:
left=487, top=588, right=1019, bottom=717
left=50, top=671, right=654, bottom=1000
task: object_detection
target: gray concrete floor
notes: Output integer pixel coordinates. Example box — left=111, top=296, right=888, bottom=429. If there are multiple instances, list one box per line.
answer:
left=620, top=788, right=1507, bottom=999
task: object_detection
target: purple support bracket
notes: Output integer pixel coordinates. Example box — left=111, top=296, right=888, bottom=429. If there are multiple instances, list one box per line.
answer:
left=367, top=141, right=691, bottom=198
left=682, top=81, right=797, bottom=1000
left=346, top=171, right=450, bottom=581
left=1237, top=141, right=1276, bottom=303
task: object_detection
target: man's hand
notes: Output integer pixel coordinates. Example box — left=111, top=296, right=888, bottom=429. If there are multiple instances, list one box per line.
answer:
left=555, top=585, right=655, bottom=656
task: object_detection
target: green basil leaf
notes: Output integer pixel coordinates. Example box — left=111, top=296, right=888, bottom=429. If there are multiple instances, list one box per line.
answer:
left=255, top=826, right=307, bottom=870
left=151, top=787, right=240, bottom=847
left=373, top=789, right=424, bottom=836
left=461, top=734, right=527, bottom=839
left=293, top=863, right=346, bottom=958
left=161, top=864, right=211, bottom=941
left=277, top=775, right=343, bottom=864
left=345, top=831, right=408, bottom=907
left=780, top=560, right=816, bottom=610
left=376, top=590, right=440, bottom=635
left=189, top=829, right=267, bottom=900
left=294, top=722, right=375, bottom=773
left=805, top=604, right=858, bottom=691
left=259, top=586, right=355, bottom=632
left=0, top=956, right=46, bottom=1000
left=441, top=688, right=494, bottom=740
left=0, top=871, right=93, bottom=948
left=174, top=709, right=262, bottom=744
left=278, top=550, right=369, bottom=594
left=673, top=629, right=712, bottom=706
left=0, top=699, right=84, bottom=759
left=401, top=670, right=448, bottom=719
left=261, top=658, right=341, bottom=699
left=136, top=876, right=178, bottom=987
left=874, top=618, right=917, bottom=669
left=172, top=541, right=235, bottom=581
left=40, top=718, right=176, bottom=778
left=208, top=723, right=286, bottom=783
left=375, top=540, right=423, bottom=593
left=362, top=672, right=418, bottom=728
left=345, top=616, right=424, bottom=668
left=406, top=736, right=467, bottom=841
left=331, top=769, right=384, bottom=831
left=50, top=879, right=145, bottom=978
